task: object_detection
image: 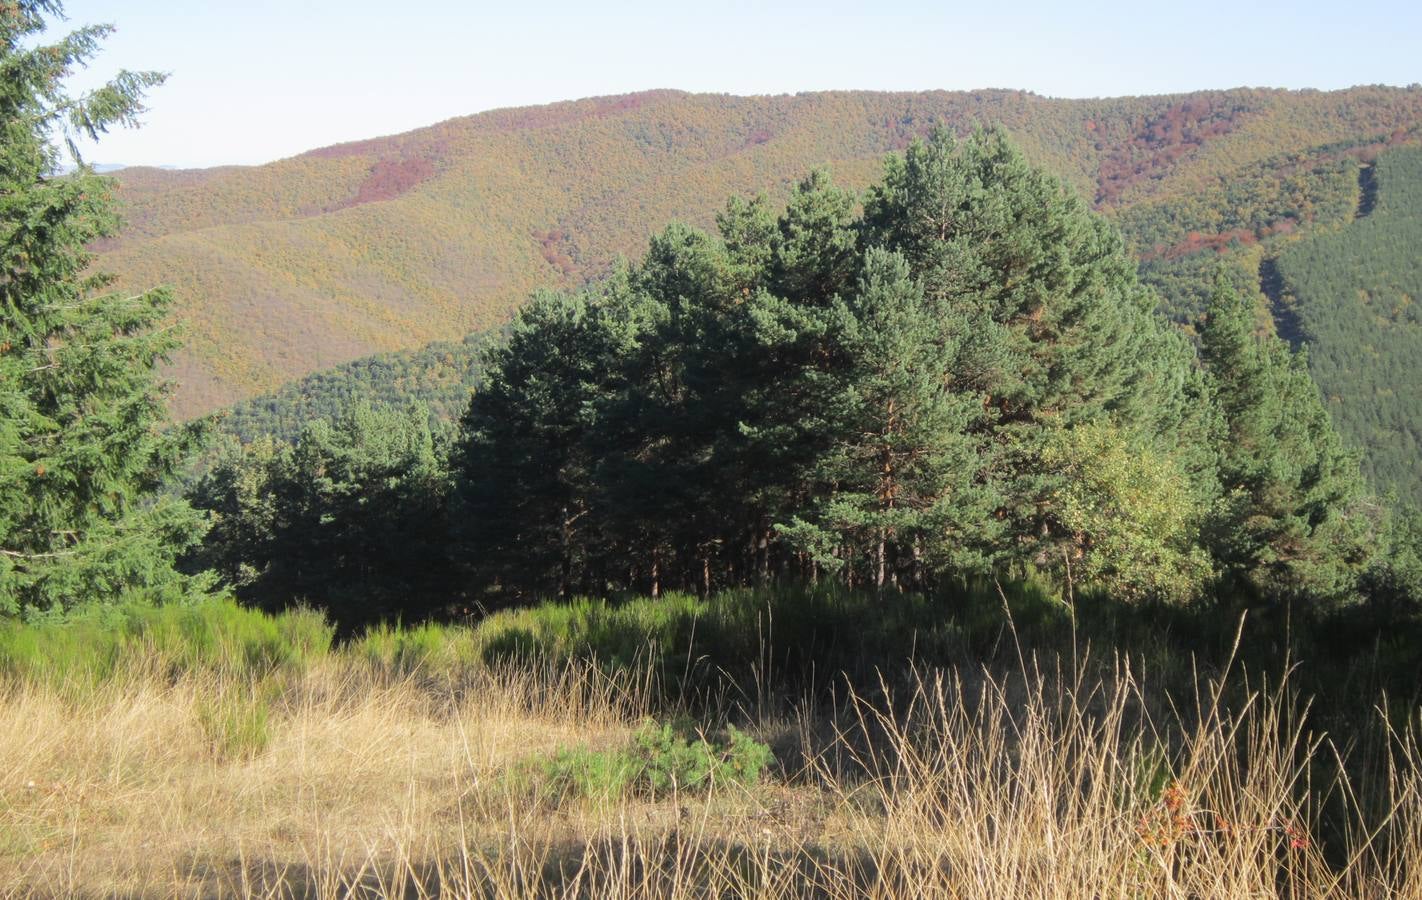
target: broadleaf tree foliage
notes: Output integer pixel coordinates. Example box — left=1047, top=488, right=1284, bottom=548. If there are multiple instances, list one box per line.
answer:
left=0, top=1, right=208, bottom=615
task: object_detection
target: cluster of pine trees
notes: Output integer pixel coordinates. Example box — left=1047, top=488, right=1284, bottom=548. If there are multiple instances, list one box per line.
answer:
left=217, top=331, right=491, bottom=444
left=4, top=2, right=1419, bottom=632
left=186, top=131, right=1408, bottom=626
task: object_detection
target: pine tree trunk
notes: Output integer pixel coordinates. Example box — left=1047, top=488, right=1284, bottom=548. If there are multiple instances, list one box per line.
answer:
left=757, top=525, right=770, bottom=586
left=876, top=530, right=887, bottom=597
left=559, top=505, right=572, bottom=600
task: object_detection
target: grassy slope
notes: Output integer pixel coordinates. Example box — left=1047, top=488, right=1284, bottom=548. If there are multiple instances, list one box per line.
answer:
left=100, top=87, right=1422, bottom=418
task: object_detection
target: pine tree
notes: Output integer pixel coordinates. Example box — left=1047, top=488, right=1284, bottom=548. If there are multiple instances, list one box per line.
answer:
left=188, top=404, right=453, bottom=626
left=1199, top=278, right=1374, bottom=603
left=455, top=287, right=624, bottom=600
left=778, top=249, right=999, bottom=591
left=767, top=170, right=859, bottom=305
left=862, top=128, right=1202, bottom=568
left=595, top=224, right=745, bottom=595
left=0, top=2, right=206, bottom=615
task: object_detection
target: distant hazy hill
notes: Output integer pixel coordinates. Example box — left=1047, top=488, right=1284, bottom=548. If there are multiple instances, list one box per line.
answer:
left=100, top=87, right=1422, bottom=419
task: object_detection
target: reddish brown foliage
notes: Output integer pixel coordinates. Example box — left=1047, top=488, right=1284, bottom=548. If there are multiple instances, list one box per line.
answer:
left=329, top=156, right=436, bottom=211
left=533, top=228, right=577, bottom=276
left=1156, top=228, right=1258, bottom=259
left=1096, top=99, right=1250, bottom=205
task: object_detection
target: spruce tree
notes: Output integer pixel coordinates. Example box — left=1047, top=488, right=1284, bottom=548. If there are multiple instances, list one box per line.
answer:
left=0, top=2, right=206, bottom=615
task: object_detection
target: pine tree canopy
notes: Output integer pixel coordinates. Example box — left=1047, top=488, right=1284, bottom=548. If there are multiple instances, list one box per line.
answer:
left=444, top=127, right=1367, bottom=606
left=1199, top=277, right=1375, bottom=603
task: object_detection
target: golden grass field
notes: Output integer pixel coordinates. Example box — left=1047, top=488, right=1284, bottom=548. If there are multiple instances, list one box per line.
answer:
left=4, top=627, right=1420, bottom=899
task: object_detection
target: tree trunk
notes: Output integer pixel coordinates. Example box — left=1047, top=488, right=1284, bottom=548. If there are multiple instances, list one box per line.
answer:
left=875, top=529, right=887, bottom=598
left=757, top=524, right=770, bottom=586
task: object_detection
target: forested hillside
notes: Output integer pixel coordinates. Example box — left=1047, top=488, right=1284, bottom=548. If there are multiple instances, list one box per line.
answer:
left=101, top=87, right=1422, bottom=418
left=1274, top=146, right=1422, bottom=501
left=219, top=331, right=491, bottom=443
left=15, top=4, right=1422, bottom=894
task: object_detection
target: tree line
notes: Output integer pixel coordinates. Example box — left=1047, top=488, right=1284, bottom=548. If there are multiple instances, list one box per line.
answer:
left=186, top=131, right=1411, bottom=627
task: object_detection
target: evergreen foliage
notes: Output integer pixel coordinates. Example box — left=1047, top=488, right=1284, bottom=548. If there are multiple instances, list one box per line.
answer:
left=185, top=404, right=454, bottom=627
left=778, top=247, right=995, bottom=591
left=1275, top=147, right=1422, bottom=502
left=1198, top=278, right=1374, bottom=602
left=0, top=2, right=207, bottom=615
left=181, top=130, right=1399, bottom=627
left=218, top=331, right=492, bottom=444
left=439, top=130, right=1372, bottom=609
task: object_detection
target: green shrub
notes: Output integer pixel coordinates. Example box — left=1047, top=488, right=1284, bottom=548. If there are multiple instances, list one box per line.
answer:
left=472, top=579, right=1080, bottom=695
left=350, top=620, right=480, bottom=676
left=534, top=720, right=773, bottom=802
left=0, top=597, right=333, bottom=688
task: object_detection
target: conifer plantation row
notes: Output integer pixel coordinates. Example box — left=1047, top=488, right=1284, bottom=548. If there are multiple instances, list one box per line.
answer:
left=184, top=130, right=1412, bottom=629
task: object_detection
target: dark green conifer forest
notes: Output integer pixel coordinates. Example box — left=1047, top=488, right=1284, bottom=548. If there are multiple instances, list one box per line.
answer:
left=1275, top=147, right=1422, bottom=502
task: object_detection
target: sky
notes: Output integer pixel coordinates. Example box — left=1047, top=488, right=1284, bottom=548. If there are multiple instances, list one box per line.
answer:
left=54, top=0, right=1422, bottom=169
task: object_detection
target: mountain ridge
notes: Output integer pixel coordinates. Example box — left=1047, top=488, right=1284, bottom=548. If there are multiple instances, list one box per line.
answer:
left=99, top=86, right=1422, bottom=417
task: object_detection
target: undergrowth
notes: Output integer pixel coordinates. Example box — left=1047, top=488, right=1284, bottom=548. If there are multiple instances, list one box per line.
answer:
left=531, top=720, right=774, bottom=803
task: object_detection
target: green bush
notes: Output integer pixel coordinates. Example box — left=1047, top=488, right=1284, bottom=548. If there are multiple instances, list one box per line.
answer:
left=0, top=597, right=333, bottom=688
left=472, top=579, right=1079, bottom=692
left=535, top=720, right=773, bottom=802
left=350, top=620, right=480, bottom=676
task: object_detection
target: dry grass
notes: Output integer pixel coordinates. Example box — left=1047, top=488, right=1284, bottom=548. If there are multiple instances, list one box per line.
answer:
left=1, top=646, right=1420, bottom=898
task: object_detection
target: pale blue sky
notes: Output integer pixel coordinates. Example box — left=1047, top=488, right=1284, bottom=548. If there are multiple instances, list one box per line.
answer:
left=55, top=0, right=1422, bottom=168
